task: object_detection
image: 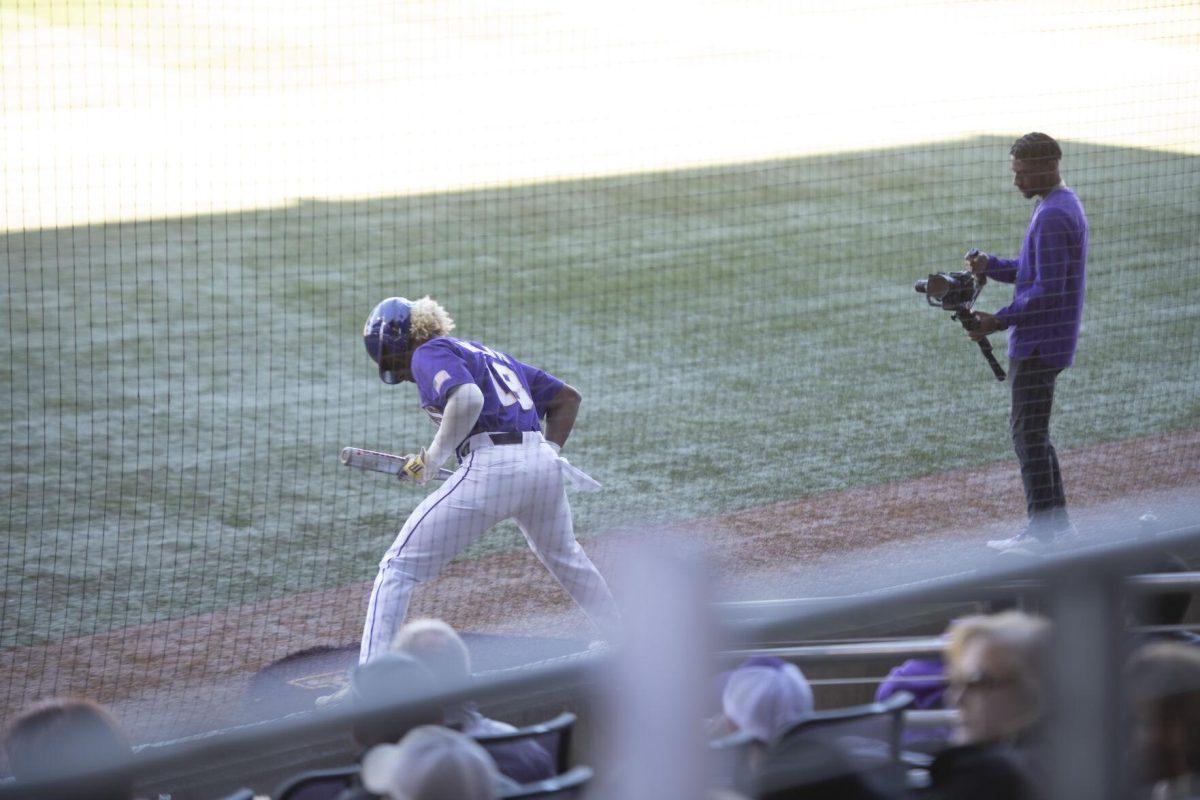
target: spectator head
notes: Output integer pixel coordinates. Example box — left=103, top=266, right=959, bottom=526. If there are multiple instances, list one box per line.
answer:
left=721, top=659, right=814, bottom=743
left=944, top=611, right=1051, bottom=745
left=2, top=697, right=133, bottom=799
left=361, top=725, right=501, bottom=800
left=350, top=654, right=443, bottom=748
left=391, top=619, right=472, bottom=685
left=1128, top=642, right=1200, bottom=785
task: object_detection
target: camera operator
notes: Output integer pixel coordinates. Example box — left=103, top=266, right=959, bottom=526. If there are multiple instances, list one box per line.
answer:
left=966, top=132, right=1088, bottom=554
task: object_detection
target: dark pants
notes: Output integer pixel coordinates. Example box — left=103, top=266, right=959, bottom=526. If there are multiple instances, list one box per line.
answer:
left=1010, top=356, right=1068, bottom=538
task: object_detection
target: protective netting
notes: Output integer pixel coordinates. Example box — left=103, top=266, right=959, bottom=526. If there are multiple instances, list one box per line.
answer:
left=2, top=0, right=1198, bottom=742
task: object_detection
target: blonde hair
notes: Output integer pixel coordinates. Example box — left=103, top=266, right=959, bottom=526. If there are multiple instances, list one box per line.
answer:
left=944, top=611, right=1052, bottom=740
left=946, top=611, right=1051, bottom=699
left=409, top=296, right=455, bottom=343
left=390, top=618, right=471, bottom=682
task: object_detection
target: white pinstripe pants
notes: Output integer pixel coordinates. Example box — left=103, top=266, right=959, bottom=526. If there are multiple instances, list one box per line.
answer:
left=359, top=434, right=619, bottom=663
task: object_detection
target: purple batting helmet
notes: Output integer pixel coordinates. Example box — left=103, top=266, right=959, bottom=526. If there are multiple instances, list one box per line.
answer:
left=363, top=297, right=414, bottom=384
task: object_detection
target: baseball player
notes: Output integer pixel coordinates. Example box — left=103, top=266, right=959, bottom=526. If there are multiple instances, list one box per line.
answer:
left=356, top=296, right=621, bottom=665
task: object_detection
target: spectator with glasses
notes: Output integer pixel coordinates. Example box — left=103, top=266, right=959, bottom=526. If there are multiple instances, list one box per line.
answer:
left=919, top=611, right=1052, bottom=800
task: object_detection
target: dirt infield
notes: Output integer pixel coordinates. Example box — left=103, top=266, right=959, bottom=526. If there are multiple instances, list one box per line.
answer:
left=2, top=430, right=1197, bottom=741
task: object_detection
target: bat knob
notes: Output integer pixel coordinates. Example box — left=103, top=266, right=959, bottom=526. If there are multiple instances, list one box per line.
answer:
left=339, top=447, right=352, bottom=465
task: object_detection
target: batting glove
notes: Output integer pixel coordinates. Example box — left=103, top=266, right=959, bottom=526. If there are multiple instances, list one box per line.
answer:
left=399, top=448, right=430, bottom=485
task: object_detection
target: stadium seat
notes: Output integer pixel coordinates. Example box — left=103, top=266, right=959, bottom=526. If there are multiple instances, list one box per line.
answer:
left=758, top=691, right=916, bottom=798
left=472, top=710, right=577, bottom=775
left=499, top=765, right=593, bottom=799
left=271, top=764, right=359, bottom=800
left=776, top=690, right=914, bottom=760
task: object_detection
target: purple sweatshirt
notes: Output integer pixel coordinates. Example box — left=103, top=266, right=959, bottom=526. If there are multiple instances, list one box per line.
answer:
left=874, top=657, right=945, bottom=710
left=985, top=186, right=1088, bottom=370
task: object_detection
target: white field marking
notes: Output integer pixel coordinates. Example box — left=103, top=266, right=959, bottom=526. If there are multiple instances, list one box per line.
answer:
left=2, top=0, right=1199, bottom=232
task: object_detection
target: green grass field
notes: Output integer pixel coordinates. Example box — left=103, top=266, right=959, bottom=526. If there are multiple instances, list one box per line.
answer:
left=3, top=136, right=1199, bottom=647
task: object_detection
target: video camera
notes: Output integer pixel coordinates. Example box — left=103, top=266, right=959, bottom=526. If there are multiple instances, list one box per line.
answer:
left=914, top=250, right=1007, bottom=381
left=915, top=270, right=981, bottom=310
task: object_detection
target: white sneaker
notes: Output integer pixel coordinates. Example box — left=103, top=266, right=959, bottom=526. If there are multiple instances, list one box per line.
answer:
left=989, top=519, right=1078, bottom=554
left=987, top=529, right=1054, bottom=554
left=987, top=530, right=1037, bottom=552
left=1002, top=539, right=1053, bottom=557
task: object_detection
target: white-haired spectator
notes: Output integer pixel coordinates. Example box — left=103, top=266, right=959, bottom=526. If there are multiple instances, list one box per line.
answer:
left=391, top=618, right=557, bottom=783
left=919, top=611, right=1050, bottom=800
left=1128, top=641, right=1200, bottom=799
left=360, top=725, right=506, bottom=800
left=391, top=618, right=473, bottom=683
left=719, top=657, right=815, bottom=743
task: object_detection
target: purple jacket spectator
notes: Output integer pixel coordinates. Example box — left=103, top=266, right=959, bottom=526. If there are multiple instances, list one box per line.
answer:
left=875, top=658, right=946, bottom=710
left=876, top=658, right=949, bottom=752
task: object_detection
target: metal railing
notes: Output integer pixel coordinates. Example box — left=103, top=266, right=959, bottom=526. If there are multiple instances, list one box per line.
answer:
left=3, top=520, right=1198, bottom=800
left=715, top=571, right=1200, bottom=623
left=723, top=636, right=946, bottom=662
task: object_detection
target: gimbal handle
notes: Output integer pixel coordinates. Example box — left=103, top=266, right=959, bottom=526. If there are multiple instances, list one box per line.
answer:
left=974, top=335, right=1007, bottom=382
left=953, top=307, right=1007, bottom=382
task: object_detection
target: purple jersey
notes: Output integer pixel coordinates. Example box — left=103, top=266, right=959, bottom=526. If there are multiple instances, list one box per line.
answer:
left=985, top=186, right=1088, bottom=369
left=410, top=337, right=564, bottom=435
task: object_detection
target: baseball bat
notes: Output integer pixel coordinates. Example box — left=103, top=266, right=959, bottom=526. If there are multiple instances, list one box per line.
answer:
left=340, top=447, right=454, bottom=481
